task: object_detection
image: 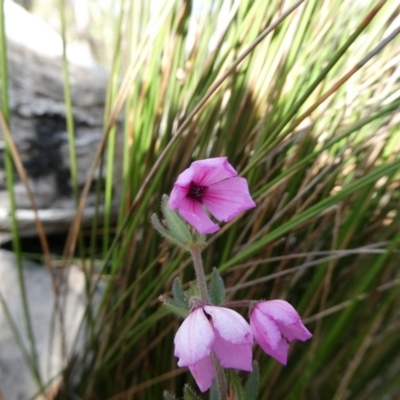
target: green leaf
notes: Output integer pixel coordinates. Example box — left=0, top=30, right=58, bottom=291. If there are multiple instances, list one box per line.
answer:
left=208, top=268, right=226, bottom=305
left=163, top=391, right=178, bottom=400
left=183, top=384, right=201, bottom=400
left=172, top=277, right=188, bottom=308
left=151, top=213, right=189, bottom=250
left=228, top=370, right=245, bottom=400
left=210, top=379, right=222, bottom=400
left=161, top=194, right=194, bottom=245
left=161, top=295, right=189, bottom=319
left=244, top=361, right=259, bottom=400
left=187, top=282, right=201, bottom=298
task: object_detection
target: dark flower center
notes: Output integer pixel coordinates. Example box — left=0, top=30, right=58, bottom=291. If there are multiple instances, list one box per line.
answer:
left=188, top=182, right=207, bottom=202
left=203, top=309, right=211, bottom=320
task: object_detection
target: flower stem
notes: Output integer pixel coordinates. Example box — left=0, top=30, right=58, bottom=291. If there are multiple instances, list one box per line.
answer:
left=211, top=351, right=227, bottom=399
left=222, top=300, right=254, bottom=308
left=190, top=246, right=209, bottom=302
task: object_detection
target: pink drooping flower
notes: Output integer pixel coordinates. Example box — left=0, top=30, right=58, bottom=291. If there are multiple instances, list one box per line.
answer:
left=250, top=300, right=312, bottom=365
left=174, top=305, right=253, bottom=392
left=169, top=157, right=256, bottom=234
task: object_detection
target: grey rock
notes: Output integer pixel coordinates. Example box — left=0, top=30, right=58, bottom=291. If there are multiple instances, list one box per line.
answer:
left=0, top=1, right=122, bottom=238
left=0, top=250, right=88, bottom=400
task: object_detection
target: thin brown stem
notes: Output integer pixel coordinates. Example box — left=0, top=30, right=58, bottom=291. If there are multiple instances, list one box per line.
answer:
left=222, top=300, right=253, bottom=308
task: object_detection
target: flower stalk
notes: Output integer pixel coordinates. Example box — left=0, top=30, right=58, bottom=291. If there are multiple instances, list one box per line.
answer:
left=211, top=351, right=227, bottom=399
left=189, top=245, right=209, bottom=303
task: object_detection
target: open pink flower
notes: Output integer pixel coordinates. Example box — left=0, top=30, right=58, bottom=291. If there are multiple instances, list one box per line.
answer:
left=250, top=300, right=312, bottom=365
left=174, top=305, right=253, bottom=392
left=169, top=157, right=256, bottom=234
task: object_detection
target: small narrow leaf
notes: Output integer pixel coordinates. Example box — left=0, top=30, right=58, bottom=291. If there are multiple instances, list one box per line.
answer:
left=161, top=194, right=193, bottom=244
left=160, top=295, right=189, bottom=318
left=151, top=214, right=189, bottom=250
left=244, top=361, right=259, bottom=400
left=172, top=277, right=188, bottom=307
left=187, top=282, right=200, bottom=298
left=209, top=268, right=226, bottom=305
left=210, top=379, right=222, bottom=400
left=228, top=370, right=245, bottom=400
left=163, top=391, right=178, bottom=400
left=183, top=384, right=201, bottom=400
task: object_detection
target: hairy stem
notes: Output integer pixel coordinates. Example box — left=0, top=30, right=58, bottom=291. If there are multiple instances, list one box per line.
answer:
left=190, top=246, right=209, bottom=302
left=222, top=300, right=254, bottom=308
left=211, top=351, right=227, bottom=399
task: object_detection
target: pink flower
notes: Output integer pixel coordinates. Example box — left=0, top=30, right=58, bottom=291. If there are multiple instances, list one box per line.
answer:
left=169, top=157, right=256, bottom=234
left=250, top=300, right=312, bottom=365
left=174, top=305, right=253, bottom=392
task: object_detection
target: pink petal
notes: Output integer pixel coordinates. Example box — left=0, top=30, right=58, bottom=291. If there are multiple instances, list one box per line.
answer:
left=175, top=198, right=219, bottom=234
left=188, top=356, right=215, bottom=392
left=267, top=338, right=290, bottom=365
left=212, top=329, right=253, bottom=371
left=255, top=300, right=302, bottom=326
left=250, top=301, right=312, bottom=364
left=250, top=308, right=290, bottom=365
left=169, top=180, right=219, bottom=234
left=174, top=309, right=215, bottom=367
left=204, top=306, right=253, bottom=345
left=278, top=320, right=313, bottom=342
left=171, top=164, right=196, bottom=188
left=203, top=177, right=256, bottom=222
left=257, top=300, right=312, bottom=341
left=250, top=307, right=282, bottom=354
left=169, top=183, right=190, bottom=210
left=190, top=157, right=237, bottom=186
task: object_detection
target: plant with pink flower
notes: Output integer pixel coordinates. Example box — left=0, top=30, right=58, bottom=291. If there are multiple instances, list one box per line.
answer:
left=174, top=305, right=253, bottom=392
left=250, top=300, right=313, bottom=365
left=151, top=158, right=312, bottom=398
left=169, top=157, right=256, bottom=234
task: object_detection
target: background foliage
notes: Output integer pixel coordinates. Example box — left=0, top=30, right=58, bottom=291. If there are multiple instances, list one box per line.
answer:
left=1, top=0, right=400, bottom=399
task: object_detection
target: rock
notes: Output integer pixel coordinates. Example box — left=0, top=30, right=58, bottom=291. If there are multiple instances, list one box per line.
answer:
left=0, top=1, right=121, bottom=239
left=0, top=249, right=89, bottom=400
